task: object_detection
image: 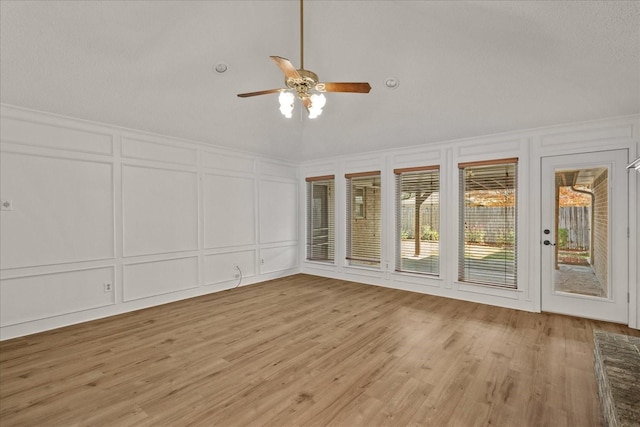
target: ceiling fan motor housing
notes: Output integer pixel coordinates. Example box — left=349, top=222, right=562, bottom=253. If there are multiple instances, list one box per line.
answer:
left=286, top=69, right=319, bottom=98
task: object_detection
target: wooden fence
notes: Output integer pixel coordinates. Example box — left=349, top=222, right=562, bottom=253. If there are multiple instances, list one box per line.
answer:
left=401, top=205, right=516, bottom=245
left=557, top=206, right=590, bottom=250
left=400, top=205, right=590, bottom=249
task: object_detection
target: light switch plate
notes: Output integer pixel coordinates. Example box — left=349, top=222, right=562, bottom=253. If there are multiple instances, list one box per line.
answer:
left=1, top=200, right=13, bottom=211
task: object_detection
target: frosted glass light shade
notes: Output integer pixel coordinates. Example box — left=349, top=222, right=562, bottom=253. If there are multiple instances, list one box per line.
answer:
left=278, top=91, right=295, bottom=118
left=308, top=93, right=326, bottom=119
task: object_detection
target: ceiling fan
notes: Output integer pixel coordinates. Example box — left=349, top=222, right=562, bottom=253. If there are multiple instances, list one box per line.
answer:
left=237, top=0, right=371, bottom=118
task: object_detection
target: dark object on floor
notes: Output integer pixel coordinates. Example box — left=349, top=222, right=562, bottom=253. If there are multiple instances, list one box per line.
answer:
left=594, top=330, right=640, bottom=427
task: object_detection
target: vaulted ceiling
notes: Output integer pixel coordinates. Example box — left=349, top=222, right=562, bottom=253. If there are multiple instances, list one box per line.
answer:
left=1, top=1, right=638, bottom=162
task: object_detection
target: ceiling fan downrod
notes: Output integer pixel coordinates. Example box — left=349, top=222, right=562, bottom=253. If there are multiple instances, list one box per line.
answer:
left=235, top=0, right=371, bottom=118
left=300, top=0, right=304, bottom=70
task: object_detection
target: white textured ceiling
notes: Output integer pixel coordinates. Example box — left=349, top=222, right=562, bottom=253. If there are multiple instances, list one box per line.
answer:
left=1, top=1, right=639, bottom=161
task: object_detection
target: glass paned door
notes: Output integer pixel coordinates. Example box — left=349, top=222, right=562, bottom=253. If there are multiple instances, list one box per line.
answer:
left=541, top=150, right=628, bottom=323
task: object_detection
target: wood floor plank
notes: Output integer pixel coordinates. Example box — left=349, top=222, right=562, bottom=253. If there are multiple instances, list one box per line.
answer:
left=1, top=274, right=638, bottom=426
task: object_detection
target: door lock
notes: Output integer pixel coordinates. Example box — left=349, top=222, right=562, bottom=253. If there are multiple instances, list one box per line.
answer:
left=543, top=240, right=555, bottom=246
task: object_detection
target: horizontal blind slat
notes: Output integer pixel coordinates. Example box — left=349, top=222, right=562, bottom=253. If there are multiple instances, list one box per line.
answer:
left=459, top=161, right=517, bottom=288
left=396, top=168, right=440, bottom=275
left=347, top=172, right=381, bottom=267
left=307, top=178, right=335, bottom=262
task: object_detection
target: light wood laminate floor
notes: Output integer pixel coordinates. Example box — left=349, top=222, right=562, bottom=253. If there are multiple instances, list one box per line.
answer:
left=1, top=274, right=639, bottom=426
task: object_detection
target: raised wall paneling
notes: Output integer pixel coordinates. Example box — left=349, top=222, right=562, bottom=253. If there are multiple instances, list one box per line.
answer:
left=121, top=137, right=197, bottom=166
left=0, top=117, right=113, bottom=155
left=392, top=149, right=441, bottom=167
left=457, top=138, right=522, bottom=158
left=540, top=123, right=634, bottom=151
left=260, top=160, right=297, bottom=179
left=0, top=267, right=115, bottom=326
left=0, top=153, right=114, bottom=269
left=122, top=257, right=198, bottom=301
left=343, top=157, right=382, bottom=174
left=203, top=250, right=256, bottom=285
left=203, top=174, right=255, bottom=249
left=202, top=151, right=254, bottom=173
left=301, top=163, right=335, bottom=178
left=393, top=273, right=443, bottom=288
left=260, top=245, right=298, bottom=274
left=122, top=165, right=198, bottom=257
left=457, top=282, right=520, bottom=300
left=259, top=180, right=297, bottom=244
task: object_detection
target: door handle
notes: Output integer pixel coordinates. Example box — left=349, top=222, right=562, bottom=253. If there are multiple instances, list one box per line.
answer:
left=543, top=240, right=556, bottom=246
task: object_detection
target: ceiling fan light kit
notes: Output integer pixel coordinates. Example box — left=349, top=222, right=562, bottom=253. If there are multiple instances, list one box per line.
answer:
left=237, top=0, right=371, bottom=119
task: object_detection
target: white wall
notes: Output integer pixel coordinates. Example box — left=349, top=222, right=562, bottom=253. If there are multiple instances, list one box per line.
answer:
left=2, top=104, right=638, bottom=339
left=300, top=115, right=639, bottom=329
left=0, top=104, right=299, bottom=340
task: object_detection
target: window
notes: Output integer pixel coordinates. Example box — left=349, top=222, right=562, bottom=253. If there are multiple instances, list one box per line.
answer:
left=395, top=166, right=440, bottom=275
left=354, top=188, right=365, bottom=218
left=458, top=158, right=518, bottom=287
left=306, top=176, right=335, bottom=262
left=346, top=171, right=381, bottom=268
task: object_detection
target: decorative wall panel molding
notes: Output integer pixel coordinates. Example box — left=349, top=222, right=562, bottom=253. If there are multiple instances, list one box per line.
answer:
left=457, top=138, right=523, bottom=158
left=202, top=151, right=255, bottom=173
left=0, top=104, right=299, bottom=339
left=122, top=165, right=198, bottom=257
left=343, top=157, right=382, bottom=174
left=0, top=152, right=114, bottom=269
left=0, top=267, right=115, bottom=326
left=123, top=257, right=198, bottom=301
left=392, top=149, right=442, bottom=167
left=540, top=123, right=634, bottom=150
left=260, top=245, right=298, bottom=274
left=121, top=137, right=198, bottom=166
left=0, top=116, right=113, bottom=155
left=204, top=250, right=256, bottom=285
left=203, top=173, right=256, bottom=249
left=260, top=160, right=298, bottom=179
left=259, top=180, right=298, bottom=244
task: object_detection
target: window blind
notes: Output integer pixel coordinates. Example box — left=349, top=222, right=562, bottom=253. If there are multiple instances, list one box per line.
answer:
left=346, top=171, right=381, bottom=268
left=395, top=166, right=440, bottom=275
left=458, top=159, right=518, bottom=287
left=306, top=175, right=335, bottom=262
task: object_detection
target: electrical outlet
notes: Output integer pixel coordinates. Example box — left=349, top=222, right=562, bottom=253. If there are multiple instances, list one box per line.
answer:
left=261, top=259, right=265, bottom=264
left=104, top=283, right=112, bottom=293
left=1, top=200, right=13, bottom=211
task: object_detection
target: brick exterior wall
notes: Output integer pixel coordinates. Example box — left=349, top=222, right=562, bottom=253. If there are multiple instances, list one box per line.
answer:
left=351, top=186, right=381, bottom=265
left=592, top=169, right=608, bottom=294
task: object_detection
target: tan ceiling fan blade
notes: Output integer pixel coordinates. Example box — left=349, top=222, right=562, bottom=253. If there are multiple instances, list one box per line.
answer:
left=237, top=88, right=284, bottom=98
left=270, top=56, right=301, bottom=80
left=318, top=82, right=372, bottom=93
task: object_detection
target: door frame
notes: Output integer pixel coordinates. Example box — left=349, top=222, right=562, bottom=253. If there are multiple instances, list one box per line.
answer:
left=540, top=149, right=629, bottom=324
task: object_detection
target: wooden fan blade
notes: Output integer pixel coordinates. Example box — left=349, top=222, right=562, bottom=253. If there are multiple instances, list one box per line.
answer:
left=237, top=88, right=283, bottom=98
left=270, top=56, right=301, bottom=80
left=318, top=82, right=372, bottom=93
